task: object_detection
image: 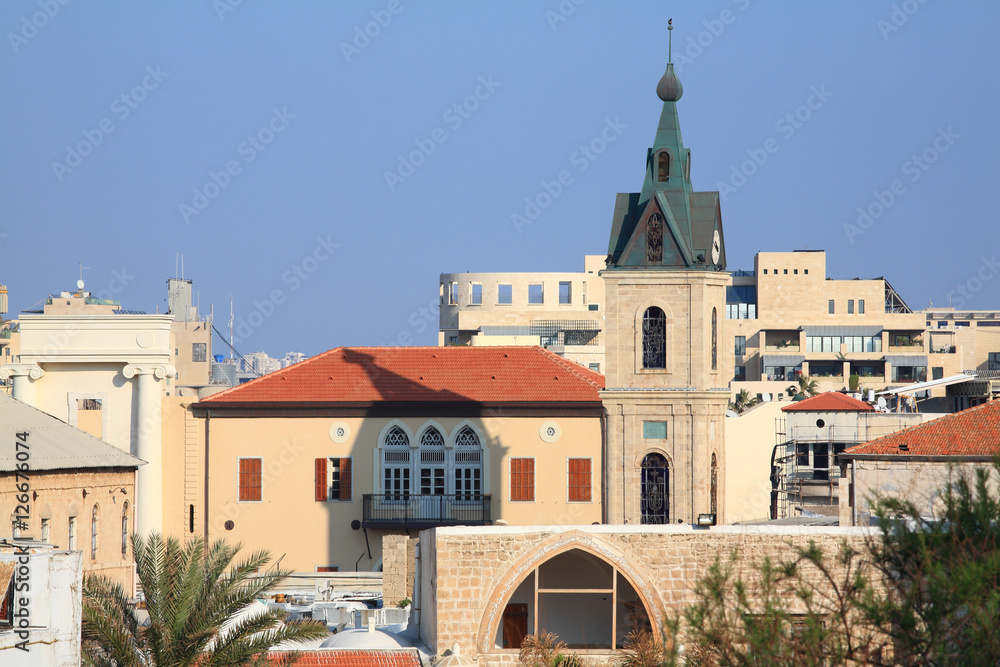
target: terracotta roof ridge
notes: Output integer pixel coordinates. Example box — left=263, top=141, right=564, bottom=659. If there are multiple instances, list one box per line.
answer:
left=534, top=346, right=604, bottom=390
left=201, top=348, right=340, bottom=402
left=847, top=400, right=1000, bottom=455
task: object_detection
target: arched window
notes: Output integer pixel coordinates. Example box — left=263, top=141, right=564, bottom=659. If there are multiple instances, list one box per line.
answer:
left=454, top=426, right=483, bottom=501
left=90, top=504, right=99, bottom=561
left=382, top=427, right=411, bottom=500
left=711, top=308, right=718, bottom=371
left=640, top=454, right=669, bottom=524
left=657, top=151, right=670, bottom=182
left=496, top=548, right=651, bottom=649
left=121, top=502, right=129, bottom=560
left=710, top=453, right=718, bottom=516
left=419, top=427, right=446, bottom=495
left=646, top=212, right=663, bottom=263
left=642, top=307, right=666, bottom=369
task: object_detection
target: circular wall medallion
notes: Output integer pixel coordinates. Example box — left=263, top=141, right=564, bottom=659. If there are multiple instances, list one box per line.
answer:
left=539, top=421, right=561, bottom=443
left=136, top=331, right=153, bottom=349
left=330, top=422, right=351, bottom=443
left=224, top=520, right=235, bottom=531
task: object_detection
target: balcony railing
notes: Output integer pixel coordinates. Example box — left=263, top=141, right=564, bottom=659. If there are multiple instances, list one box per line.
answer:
left=362, top=493, right=492, bottom=529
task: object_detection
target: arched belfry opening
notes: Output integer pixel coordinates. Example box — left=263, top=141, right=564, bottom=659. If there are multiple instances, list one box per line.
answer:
left=640, top=454, right=669, bottom=524
left=641, top=307, right=666, bottom=369
left=495, top=548, right=653, bottom=650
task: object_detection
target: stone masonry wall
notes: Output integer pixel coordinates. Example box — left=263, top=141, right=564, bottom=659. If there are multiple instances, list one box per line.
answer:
left=422, top=525, right=870, bottom=666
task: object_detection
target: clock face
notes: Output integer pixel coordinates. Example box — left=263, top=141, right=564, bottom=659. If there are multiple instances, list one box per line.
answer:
left=711, top=229, right=721, bottom=265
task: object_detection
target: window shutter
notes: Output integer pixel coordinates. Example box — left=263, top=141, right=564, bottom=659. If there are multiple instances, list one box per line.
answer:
left=340, top=458, right=352, bottom=501
left=315, top=458, right=327, bottom=502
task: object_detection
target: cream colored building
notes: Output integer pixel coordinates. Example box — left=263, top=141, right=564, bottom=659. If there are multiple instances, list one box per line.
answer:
left=191, top=346, right=604, bottom=573
left=439, top=255, right=607, bottom=372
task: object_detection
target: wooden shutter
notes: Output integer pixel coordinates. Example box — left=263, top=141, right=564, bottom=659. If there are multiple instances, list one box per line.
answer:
left=315, top=458, right=328, bottom=502
left=511, top=458, right=534, bottom=502
left=340, top=458, right=352, bottom=501
left=239, top=458, right=262, bottom=502
left=568, top=458, right=591, bottom=502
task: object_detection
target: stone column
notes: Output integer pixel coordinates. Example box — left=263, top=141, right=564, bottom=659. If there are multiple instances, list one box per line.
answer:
left=0, top=364, right=44, bottom=406
left=123, top=364, right=171, bottom=535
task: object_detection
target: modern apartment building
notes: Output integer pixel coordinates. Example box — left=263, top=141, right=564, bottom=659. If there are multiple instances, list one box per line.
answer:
left=439, top=255, right=606, bottom=372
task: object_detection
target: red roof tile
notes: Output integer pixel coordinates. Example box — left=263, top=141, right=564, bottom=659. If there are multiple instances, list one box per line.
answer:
left=781, top=392, right=874, bottom=413
left=265, top=649, right=421, bottom=667
left=843, top=400, right=1000, bottom=458
left=200, top=346, right=604, bottom=406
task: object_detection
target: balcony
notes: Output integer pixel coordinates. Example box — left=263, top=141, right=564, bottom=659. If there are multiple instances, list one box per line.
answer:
left=362, top=493, right=492, bottom=529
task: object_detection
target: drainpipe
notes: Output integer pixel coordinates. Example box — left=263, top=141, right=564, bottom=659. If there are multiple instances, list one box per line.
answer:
left=412, top=541, right=421, bottom=632
left=601, top=408, right=608, bottom=524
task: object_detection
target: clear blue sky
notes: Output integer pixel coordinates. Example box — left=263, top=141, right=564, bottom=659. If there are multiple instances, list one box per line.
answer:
left=2, top=1, right=998, bottom=358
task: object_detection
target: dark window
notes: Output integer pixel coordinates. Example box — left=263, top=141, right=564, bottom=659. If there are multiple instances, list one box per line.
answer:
left=239, top=458, right=262, bottom=501
left=568, top=458, right=592, bottom=502
left=640, top=454, right=669, bottom=524
left=932, top=367, right=944, bottom=380
left=847, top=300, right=854, bottom=314
left=735, top=336, right=746, bottom=356
left=734, top=366, right=746, bottom=381
left=642, top=307, right=666, bottom=369
left=710, top=453, right=718, bottom=516
left=511, top=458, right=535, bottom=502
left=859, top=299, right=865, bottom=314
left=828, top=300, right=835, bottom=314
left=657, top=152, right=670, bottom=181
left=646, top=212, right=664, bottom=262
left=711, top=308, right=718, bottom=370
left=192, top=342, right=207, bottom=363
left=559, top=281, right=572, bottom=304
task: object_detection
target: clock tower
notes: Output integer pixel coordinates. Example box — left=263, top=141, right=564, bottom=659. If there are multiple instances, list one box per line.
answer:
left=600, top=27, right=730, bottom=525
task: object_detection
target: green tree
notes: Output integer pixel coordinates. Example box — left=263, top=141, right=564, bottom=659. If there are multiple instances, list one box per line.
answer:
left=82, top=533, right=328, bottom=667
left=728, top=389, right=759, bottom=415
left=518, top=631, right=582, bottom=667
left=861, top=464, right=1000, bottom=665
left=795, top=375, right=819, bottom=397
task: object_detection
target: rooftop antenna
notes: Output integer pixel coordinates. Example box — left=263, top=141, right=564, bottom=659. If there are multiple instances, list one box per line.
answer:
left=175, top=253, right=179, bottom=280
left=77, top=261, right=90, bottom=292
left=181, top=254, right=184, bottom=280
left=668, top=18, right=673, bottom=63
left=228, top=297, right=234, bottom=360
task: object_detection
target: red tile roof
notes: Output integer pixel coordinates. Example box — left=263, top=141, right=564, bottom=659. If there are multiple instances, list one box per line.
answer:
left=781, top=392, right=874, bottom=413
left=200, top=346, right=604, bottom=406
left=265, top=649, right=421, bottom=667
left=843, top=400, right=1000, bottom=458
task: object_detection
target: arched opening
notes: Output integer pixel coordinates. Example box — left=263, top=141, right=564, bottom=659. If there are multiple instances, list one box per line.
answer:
left=454, top=425, right=483, bottom=501
left=91, top=504, right=100, bottom=561
left=495, top=548, right=652, bottom=650
left=711, top=307, right=718, bottom=371
left=121, top=502, right=130, bottom=559
left=657, top=152, right=670, bottom=182
left=710, top=453, right=718, bottom=516
left=640, top=454, right=669, bottom=524
left=642, top=307, right=666, bottom=369
left=646, top=212, right=664, bottom=263
left=382, top=426, right=411, bottom=499
left=419, top=426, right=446, bottom=495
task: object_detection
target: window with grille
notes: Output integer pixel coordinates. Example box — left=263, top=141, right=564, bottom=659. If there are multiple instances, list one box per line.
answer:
left=642, top=307, right=666, bottom=369
left=91, top=505, right=99, bottom=561
left=510, top=458, right=535, bottom=502
left=192, top=342, right=207, bottom=362
left=568, top=458, right=591, bottom=502
left=238, top=458, right=262, bottom=501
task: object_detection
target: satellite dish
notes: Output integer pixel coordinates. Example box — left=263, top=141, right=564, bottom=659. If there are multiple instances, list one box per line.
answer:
left=761, top=393, right=771, bottom=402
left=77, top=279, right=85, bottom=290
left=877, top=397, right=887, bottom=409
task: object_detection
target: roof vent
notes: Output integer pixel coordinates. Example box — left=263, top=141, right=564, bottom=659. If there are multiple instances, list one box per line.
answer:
left=899, top=444, right=909, bottom=451
left=491, top=375, right=496, bottom=380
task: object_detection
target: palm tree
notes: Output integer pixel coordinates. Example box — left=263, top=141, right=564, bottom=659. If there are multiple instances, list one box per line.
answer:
left=728, top=389, right=759, bottom=415
left=82, top=533, right=328, bottom=667
left=795, top=375, right=819, bottom=397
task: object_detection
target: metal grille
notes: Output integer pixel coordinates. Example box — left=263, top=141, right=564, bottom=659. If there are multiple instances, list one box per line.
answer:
left=455, top=427, right=480, bottom=447
left=420, top=450, right=446, bottom=463
left=642, top=308, right=666, bottom=368
left=646, top=212, right=664, bottom=262
left=384, top=427, right=409, bottom=447
left=455, top=451, right=481, bottom=463
left=383, top=450, right=409, bottom=463
left=420, top=428, right=444, bottom=448
left=640, top=454, right=669, bottom=524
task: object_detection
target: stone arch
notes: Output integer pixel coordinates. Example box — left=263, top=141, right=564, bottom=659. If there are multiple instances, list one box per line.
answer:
left=414, top=420, right=447, bottom=447
left=476, top=530, right=666, bottom=653
left=449, top=419, right=490, bottom=496
left=374, top=420, right=416, bottom=494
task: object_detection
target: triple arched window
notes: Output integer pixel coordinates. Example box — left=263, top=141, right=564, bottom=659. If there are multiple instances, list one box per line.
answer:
left=381, top=424, right=484, bottom=499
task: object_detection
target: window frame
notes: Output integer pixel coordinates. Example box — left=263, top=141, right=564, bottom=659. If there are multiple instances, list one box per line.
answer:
left=470, top=282, right=483, bottom=306
left=567, top=458, right=592, bottom=503
left=497, top=283, right=513, bottom=305
left=528, top=283, right=544, bottom=305
left=238, top=457, right=263, bottom=502
left=828, top=300, right=835, bottom=315
left=735, top=335, right=746, bottom=356
left=558, top=281, right=572, bottom=305
left=315, top=457, right=353, bottom=502
left=510, top=458, right=535, bottom=502
left=192, top=342, right=207, bottom=363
